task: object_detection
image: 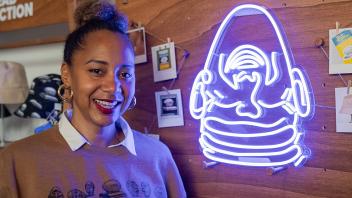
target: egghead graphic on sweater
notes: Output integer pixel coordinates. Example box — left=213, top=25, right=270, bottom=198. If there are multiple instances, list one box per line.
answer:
left=48, top=179, right=165, bottom=198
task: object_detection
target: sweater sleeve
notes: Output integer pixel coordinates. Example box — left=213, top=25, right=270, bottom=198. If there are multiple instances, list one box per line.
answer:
left=0, top=148, right=19, bottom=198
left=163, top=147, right=187, bottom=198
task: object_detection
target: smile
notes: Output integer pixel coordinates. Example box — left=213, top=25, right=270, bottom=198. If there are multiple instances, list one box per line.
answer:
left=94, top=99, right=119, bottom=109
left=93, top=99, right=122, bottom=114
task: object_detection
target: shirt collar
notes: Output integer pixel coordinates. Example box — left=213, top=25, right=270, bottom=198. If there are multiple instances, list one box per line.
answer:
left=58, top=110, right=136, bottom=156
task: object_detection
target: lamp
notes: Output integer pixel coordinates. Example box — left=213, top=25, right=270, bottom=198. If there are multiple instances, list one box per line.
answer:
left=0, top=61, right=29, bottom=147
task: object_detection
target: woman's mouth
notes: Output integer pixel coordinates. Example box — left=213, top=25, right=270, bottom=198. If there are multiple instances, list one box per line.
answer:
left=94, top=99, right=120, bottom=114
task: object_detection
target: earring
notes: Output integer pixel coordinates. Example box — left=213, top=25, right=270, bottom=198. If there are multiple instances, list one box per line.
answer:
left=57, top=84, right=73, bottom=103
left=128, top=96, right=136, bottom=110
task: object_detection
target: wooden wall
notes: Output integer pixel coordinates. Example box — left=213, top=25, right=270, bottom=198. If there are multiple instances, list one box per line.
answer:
left=118, top=0, right=352, bottom=197
left=0, top=0, right=68, bottom=48
left=2, top=0, right=352, bottom=197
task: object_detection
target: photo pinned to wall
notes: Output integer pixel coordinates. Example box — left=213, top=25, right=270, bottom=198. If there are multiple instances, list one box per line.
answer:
left=335, top=86, right=352, bottom=133
left=127, top=27, right=147, bottom=64
left=329, top=27, right=352, bottom=74
left=152, top=42, right=177, bottom=82
left=155, top=89, right=184, bottom=128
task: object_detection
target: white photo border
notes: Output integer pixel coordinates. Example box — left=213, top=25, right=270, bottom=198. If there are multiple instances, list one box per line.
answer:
left=335, top=87, right=352, bottom=132
left=329, top=28, right=352, bottom=74
left=127, top=27, right=147, bottom=64
left=152, top=42, right=177, bottom=82
left=155, top=89, right=184, bottom=128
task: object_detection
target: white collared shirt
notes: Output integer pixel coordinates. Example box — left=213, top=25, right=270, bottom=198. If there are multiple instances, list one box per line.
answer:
left=58, top=110, right=136, bottom=156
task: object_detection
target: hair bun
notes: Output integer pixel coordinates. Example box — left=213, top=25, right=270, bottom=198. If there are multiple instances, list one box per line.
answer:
left=74, top=0, right=120, bottom=27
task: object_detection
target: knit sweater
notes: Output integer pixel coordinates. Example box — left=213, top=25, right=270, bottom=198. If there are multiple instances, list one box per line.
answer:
left=0, top=126, right=186, bottom=198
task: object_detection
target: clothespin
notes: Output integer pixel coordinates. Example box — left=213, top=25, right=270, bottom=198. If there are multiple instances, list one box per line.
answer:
left=137, top=22, right=142, bottom=28
left=203, top=161, right=219, bottom=168
left=162, top=86, right=172, bottom=96
left=336, top=21, right=340, bottom=34
left=122, top=0, right=128, bottom=4
left=167, top=37, right=171, bottom=43
left=266, top=166, right=287, bottom=175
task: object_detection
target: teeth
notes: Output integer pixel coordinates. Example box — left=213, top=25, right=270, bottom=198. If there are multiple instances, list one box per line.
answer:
left=94, top=99, right=118, bottom=109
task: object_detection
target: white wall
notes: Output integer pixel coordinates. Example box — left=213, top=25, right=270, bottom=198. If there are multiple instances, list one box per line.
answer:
left=0, top=42, right=64, bottom=84
left=0, top=43, right=64, bottom=145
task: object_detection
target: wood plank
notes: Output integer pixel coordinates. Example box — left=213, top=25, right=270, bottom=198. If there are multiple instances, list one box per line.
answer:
left=0, top=0, right=68, bottom=32
left=173, top=154, right=352, bottom=197
left=189, top=182, right=323, bottom=198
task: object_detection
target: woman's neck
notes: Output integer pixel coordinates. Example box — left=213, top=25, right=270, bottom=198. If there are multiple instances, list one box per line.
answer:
left=70, top=112, right=124, bottom=147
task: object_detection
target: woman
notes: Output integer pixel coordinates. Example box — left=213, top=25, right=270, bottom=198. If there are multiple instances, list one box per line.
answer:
left=0, top=1, right=186, bottom=197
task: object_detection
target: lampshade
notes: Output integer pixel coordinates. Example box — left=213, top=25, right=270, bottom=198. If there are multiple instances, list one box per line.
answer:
left=0, top=61, right=29, bottom=104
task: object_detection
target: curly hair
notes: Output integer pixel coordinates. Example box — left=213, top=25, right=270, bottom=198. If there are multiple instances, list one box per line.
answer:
left=63, top=0, right=128, bottom=65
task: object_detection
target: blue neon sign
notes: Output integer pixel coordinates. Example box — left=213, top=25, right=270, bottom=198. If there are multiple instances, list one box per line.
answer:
left=189, top=4, right=315, bottom=167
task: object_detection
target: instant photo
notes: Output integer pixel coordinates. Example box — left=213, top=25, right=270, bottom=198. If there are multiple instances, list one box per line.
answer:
left=329, top=28, right=352, bottom=74
left=155, top=89, right=184, bottom=128
left=127, top=27, right=147, bottom=64
left=152, top=42, right=177, bottom=82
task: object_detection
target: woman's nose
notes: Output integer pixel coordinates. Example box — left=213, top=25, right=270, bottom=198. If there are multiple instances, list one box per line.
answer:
left=102, top=75, right=121, bottom=93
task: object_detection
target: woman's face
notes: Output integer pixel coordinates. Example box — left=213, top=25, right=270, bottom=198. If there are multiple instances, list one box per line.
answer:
left=62, top=30, right=135, bottom=128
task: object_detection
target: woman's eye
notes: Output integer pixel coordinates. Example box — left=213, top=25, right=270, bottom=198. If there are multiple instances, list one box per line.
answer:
left=120, top=72, right=132, bottom=79
left=89, top=69, right=103, bottom=75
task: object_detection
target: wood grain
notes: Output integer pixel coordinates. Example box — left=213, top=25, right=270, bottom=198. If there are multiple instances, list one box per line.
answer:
left=0, top=0, right=68, bottom=32
left=2, top=0, right=352, bottom=197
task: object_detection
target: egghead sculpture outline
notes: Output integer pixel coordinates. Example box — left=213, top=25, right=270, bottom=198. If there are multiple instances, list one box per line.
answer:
left=189, top=4, right=314, bottom=167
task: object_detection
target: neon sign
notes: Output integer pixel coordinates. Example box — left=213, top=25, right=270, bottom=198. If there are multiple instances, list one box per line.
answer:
left=189, top=4, right=314, bottom=167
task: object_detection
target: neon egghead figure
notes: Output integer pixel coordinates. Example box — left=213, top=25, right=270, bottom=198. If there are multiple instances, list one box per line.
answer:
left=189, top=4, right=314, bottom=167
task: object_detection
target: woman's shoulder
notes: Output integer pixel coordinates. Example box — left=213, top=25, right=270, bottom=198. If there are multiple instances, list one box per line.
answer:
left=132, top=130, right=172, bottom=156
left=1, top=126, right=61, bottom=154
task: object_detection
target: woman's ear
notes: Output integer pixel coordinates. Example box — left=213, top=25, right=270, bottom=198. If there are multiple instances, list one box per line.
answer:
left=61, top=63, right=72, bottom=87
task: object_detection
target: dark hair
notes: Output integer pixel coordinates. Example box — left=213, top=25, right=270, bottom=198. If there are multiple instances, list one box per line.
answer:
left=63, top=0, right=128, bottom=65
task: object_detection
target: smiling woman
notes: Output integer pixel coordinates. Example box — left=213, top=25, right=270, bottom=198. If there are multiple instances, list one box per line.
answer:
left=0, top=0, right=186, bottom=197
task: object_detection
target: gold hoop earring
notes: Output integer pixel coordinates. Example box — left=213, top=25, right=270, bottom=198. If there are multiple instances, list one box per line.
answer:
left=57, top=84, right=73, bottom=103
left=128, top=96, right=136, bottom=110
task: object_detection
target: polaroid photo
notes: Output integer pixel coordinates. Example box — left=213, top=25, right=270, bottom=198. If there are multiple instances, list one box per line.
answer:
left=329, top=28, right=352, bottom=74
left=152, top=42, right=177, bottom=82
left=335, top=87, right=352, bottom=132
left=127, top=27, right=147, bottom=64
left=155, top=89, right=184, bottom=128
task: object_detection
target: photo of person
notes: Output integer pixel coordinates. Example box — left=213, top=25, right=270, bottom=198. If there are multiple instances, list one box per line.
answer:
left=0, top=1, right=186, bottom=197
left=157, top=48, right=171, bottom=70
left=161, top=95, right=178, bottom=116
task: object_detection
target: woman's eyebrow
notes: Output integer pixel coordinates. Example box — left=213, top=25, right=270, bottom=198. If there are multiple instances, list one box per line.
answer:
left=85, top=59, right=108, bottom=65
left=121, top=64, right=134, bottom=69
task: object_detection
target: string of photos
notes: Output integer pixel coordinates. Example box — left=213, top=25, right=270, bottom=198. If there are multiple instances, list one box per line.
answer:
left=128, top=22, right=190, bottom=134
left=315, top=21, right=352, bottom=133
